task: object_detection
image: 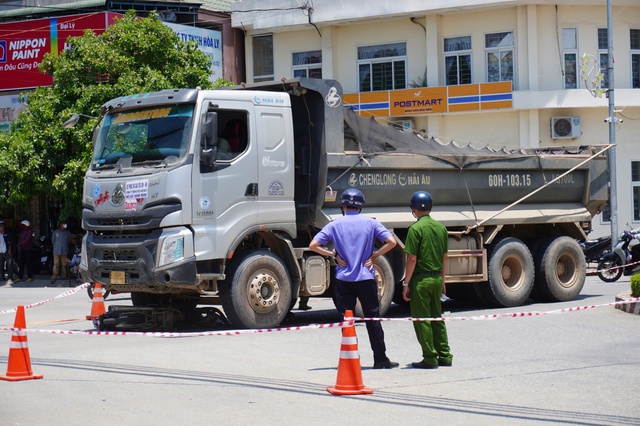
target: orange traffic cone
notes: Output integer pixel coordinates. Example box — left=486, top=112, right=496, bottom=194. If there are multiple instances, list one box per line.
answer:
left=326, top=310, right=373, bottom=396
left=86, top=282, right=106, bottom=320
left=1, top=305, right=43, bottom=381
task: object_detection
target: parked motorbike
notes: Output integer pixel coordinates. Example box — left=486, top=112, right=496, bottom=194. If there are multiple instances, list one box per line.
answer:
left=579, top=235, right=611, bottom=265
left=32, top=235, right=53, bottom=275
left=596, top=229, right=640, bottom=282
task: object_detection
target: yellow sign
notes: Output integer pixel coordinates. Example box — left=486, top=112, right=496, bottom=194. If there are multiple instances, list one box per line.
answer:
left=344, top=82, right=512, bottom=117
left=390, top=87, right=447, bottom=115
left=110, top=271, right=126, bottom=284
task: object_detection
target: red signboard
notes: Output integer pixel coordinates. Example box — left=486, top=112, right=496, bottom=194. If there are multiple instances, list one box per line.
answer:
left=0, top=12, right=121, bottom=91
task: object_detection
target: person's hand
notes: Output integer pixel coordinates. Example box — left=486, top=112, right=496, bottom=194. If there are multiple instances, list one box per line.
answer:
left=364, top=257, right=374, bottom=270
left=335, top=253, right=346, bottom=268
left=442, top=281, right=447, bottom=295
left=402, top=285, right=410, bottom=302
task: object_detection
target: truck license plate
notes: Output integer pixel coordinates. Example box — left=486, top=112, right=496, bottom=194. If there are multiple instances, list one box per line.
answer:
left=111, top=271, right=126, bottom=284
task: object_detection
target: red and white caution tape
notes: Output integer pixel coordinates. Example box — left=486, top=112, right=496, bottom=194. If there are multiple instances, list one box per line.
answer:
left=0, top=320, right=348, bottom=338
left=0, top=283, right=90, bottom=316
left=1, top=298, right=638, bottom=338
left=587, top=259, right=640, bottom=276
left=355, top=297, right=640, bottom=322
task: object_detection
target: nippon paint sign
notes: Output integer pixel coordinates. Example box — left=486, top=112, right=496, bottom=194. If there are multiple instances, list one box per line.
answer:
left=0, top=12, right=121, bottom=91
left=162, top=22, right=222, bottom=82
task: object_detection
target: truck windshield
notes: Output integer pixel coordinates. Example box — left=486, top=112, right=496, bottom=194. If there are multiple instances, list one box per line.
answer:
left=92, top=104, right=194, bottom=169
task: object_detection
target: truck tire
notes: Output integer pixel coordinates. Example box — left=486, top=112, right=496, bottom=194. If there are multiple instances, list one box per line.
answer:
left=533, top=237, right=586, bottom=301
left=221, top=251, right=292, bottom=329
left=331, top=255, right=395, bottom=317
left=476, top=237, right=534, bottom=307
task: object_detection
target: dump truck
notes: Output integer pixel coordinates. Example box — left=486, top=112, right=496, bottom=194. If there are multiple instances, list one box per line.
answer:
left=77, top=78, right=609, bottom=329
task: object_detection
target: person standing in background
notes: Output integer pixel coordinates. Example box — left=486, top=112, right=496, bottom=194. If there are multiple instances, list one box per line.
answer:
left=0, top=220, right=13, bottom=286
left=16, top=220, right=34, bottom=283
left=51, top=220, right=71, bottom=284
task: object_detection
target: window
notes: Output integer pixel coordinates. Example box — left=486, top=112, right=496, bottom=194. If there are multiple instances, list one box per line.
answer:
left=292, top=50, right=322, bottom=78
left=633, top=161, right=640, bottom=222
left=253, top=35, right=274, bottom=82
left=631, top=29, right=640, bottom=88
left=444, top=36, right=472, bottom=85
left=563, top=28, right=578, bottom=89
left=485, top=31, right=514, bottom=83
left=598, top=28, right=609, bottom=89
left=358, top=42, right=407, bottom=92
left=601, top=203, right=611, bottom=224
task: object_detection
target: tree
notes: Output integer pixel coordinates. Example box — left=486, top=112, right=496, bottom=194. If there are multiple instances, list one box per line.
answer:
left=0, top=11, right=232, bottom=222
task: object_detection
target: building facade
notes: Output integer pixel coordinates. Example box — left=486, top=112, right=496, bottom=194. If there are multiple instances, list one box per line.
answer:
left=232, top=0, right=640, bottom=238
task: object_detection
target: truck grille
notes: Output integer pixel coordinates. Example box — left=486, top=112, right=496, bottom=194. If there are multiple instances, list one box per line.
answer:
left=101, top=249, right=138, bottom=261
left=99, top=217, right=146, bottom=226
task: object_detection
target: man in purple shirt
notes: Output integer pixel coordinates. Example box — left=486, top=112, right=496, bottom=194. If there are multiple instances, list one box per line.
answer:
left=310, top=188, right=398, bottom=369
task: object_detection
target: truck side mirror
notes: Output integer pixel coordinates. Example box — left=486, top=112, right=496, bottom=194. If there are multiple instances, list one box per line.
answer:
left=200, top=111, right=218, bottom=167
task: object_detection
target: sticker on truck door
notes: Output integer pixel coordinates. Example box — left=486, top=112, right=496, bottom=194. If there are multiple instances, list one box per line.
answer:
left=268, top=180, right=284, bottom=196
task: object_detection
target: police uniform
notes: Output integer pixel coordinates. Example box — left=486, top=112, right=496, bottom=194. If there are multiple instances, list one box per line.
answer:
left=405, top=214, right=453, bottom=367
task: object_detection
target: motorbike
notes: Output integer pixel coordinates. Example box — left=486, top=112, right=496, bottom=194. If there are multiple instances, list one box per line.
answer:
left=579, top=235, right=612, bottom=265
left=596, top=229, right=640, bottom=282
left=32, top=235, right=53, bottom=275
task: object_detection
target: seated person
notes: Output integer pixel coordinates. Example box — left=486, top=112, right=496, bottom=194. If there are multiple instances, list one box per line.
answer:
left=216, top=137, right=234, bottom=160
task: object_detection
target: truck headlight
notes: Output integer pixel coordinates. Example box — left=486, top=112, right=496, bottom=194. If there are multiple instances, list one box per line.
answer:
left=159, top=234, right=184, bottom=266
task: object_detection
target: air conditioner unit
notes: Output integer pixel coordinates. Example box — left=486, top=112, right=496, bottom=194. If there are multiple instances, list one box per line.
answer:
left=551, top=116, right=581, bottom=139
left=392, top=119, right=414, bottom=131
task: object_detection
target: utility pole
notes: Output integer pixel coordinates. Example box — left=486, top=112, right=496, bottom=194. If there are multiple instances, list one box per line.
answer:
left=606, top=0, right=618, bottom=248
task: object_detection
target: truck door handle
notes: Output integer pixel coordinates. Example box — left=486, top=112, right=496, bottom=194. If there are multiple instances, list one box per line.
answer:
left=245, top=183, right=258, bottom=196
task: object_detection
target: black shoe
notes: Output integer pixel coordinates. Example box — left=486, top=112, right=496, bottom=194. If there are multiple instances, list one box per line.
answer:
left=373, top=358, right=399, bottom=369
left=438, top=360, right=453, bottom=367
left=411, top=361, right=438, bottom=369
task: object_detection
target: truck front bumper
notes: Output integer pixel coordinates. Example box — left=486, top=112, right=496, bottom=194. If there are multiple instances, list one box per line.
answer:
left=81, top=230, right=198, bottom=293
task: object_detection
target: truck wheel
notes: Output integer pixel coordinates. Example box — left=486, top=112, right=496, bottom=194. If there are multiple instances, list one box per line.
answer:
left=534, top=237, right=586, bottom=301
left=597, top=257, right=623, bottom=283
left=222, top=251, right=292, bottom=329
left=476, top=237, right=534, bottom=307
left=332, top=255, right=395, bottom=316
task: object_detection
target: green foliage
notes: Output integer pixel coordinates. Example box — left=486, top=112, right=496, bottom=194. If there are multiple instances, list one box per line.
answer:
left=0, top=10, right=233, bottom=221
left=631, top=274, right=640, bottom=298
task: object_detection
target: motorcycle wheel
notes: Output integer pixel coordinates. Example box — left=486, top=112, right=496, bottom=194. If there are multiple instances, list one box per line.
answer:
left=87, top=282, right=111, bottom=300
left=597, top=258, right=623, bottom=282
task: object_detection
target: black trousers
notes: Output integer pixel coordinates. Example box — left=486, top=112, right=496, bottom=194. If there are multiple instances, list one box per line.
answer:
left=335, top=278, right=387, bottom=361
left=0, top=252, right=6, bottom=280
left=17, top=248, right=34, bottom=279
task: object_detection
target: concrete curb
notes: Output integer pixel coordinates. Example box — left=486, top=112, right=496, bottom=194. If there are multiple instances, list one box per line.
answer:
left=615, top=291, right=640, bottom=315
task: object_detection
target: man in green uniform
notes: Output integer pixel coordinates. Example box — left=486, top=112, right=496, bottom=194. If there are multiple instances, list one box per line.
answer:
left=402, top=191, right=453, bottom=369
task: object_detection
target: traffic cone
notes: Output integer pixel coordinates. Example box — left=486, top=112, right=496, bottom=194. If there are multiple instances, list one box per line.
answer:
left=0, top=305, right=43, bottom=381
left=326, top=310, right=373, bottom=396
left=86, top=282, right=106, bottom=320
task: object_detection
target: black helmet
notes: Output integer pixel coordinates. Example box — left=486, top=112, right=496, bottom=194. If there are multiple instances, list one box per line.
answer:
left=410, top=191, right=432, bottom=210
left=340, top=188, right=365, bottom=207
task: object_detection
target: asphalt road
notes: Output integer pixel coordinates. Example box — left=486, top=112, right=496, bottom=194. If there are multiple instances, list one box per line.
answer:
left=0, top=275, right=638, bottom=426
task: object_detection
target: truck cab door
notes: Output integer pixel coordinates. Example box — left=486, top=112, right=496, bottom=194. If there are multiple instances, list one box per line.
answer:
left=192, top=101, right=257, bottom=260
left=254, top=106, right=296, bottom=229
